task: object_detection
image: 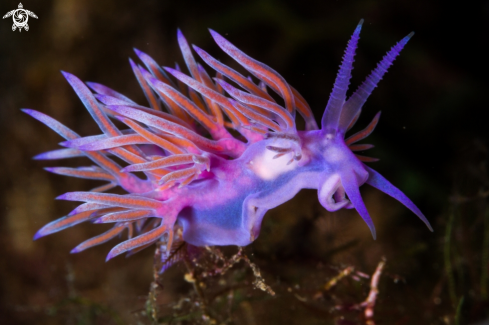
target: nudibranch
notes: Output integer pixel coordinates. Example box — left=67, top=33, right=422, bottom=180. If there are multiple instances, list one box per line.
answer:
left=25, top=20, right=432, bottom=265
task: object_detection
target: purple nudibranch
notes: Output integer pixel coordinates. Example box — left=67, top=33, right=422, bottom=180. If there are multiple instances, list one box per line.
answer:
left=25, top=20, right=432, bottom=267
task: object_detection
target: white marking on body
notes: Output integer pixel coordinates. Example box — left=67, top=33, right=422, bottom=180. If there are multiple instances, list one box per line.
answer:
left=249, top=148, right=298, bottom=180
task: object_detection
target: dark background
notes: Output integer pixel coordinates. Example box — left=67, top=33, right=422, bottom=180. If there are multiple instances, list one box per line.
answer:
left=1, top=0, right=488, bottom=324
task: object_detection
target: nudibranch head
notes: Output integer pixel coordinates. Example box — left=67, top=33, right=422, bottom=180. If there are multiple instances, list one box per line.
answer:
left=310, top=20, right=431, bottom=238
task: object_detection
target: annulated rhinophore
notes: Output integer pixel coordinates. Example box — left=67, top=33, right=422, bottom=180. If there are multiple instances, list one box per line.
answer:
left=25, top=20, right=432, bottom=270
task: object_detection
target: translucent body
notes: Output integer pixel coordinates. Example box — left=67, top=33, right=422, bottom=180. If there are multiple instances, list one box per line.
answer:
left=165, top=129, right=365, bottom=247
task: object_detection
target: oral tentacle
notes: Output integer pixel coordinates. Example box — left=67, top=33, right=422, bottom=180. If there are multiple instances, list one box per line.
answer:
left=364, top=166, right=433, bottom=231
left=341, top=171, right=377, bottom=239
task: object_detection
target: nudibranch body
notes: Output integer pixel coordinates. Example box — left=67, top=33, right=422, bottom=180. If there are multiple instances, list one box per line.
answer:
left=26, top=20, right=432, bottom=264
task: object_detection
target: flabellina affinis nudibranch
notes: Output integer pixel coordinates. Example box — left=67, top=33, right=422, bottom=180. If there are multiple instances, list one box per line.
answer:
left=25, top=19, right=433, bottom=268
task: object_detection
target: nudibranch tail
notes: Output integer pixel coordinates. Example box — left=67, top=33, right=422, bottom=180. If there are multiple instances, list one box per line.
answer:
left=26, top=23, right=431, bottom=265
